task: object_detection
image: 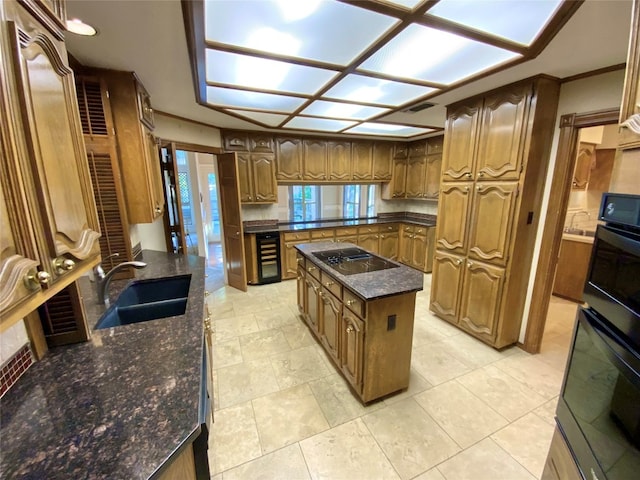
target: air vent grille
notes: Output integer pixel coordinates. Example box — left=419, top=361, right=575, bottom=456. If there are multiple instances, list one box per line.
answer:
left=403, top=102, right=436, bottom=113
left=75, top=77, right=108, bottom=136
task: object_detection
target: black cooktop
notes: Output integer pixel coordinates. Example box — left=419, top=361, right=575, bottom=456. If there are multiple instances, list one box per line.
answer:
left=312, top=248, right=400, bottom=276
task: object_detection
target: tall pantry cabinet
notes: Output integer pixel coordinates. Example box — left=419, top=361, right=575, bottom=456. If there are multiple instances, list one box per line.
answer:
left=430, top=76, right=560, bottom=349
left=0, top=0, right=101, bottom=330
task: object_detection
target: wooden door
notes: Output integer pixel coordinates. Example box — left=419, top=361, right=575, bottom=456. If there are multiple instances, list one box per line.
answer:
left=475, top=85, right=530, bottom=181
left=340, top=312, right=364, bottom=389
left=236, top=153, right=252, bottom=202
left=424, top=153, right=442, bottom=198
left=251, top=153, right=277, bottom=202
left=159, top=142, right=188, bottom=254
left=436, top=183, right=471, bottom=254
left=390, top=159, right=407, bottom=198
left=405, top=156, right=426, bottom=198
left=466, top=182, right=518, bottom=266
left=352, top=141, right=373, bottom=180
left=429, top=250, right=464, bottom=324
left=458, top=260, right=505, bottom=343
left=275, top=137, right=302, bottom=181
left=216, top=152, right=247, bottom=292
left=442, top=100, right=482, bottom=181
left=11, top=22, right=100, bottom=281
left=372, top=142, right=393, bottom=180
left=303, top=139, right=327, bottom=181
left=320, top=289, right=340, bottom=361
left=328, top=141, right=351, bottom=180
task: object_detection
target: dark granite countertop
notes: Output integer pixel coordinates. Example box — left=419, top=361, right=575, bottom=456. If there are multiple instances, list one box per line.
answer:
left=243, top=213, right=436, bottom=234
left=295, top=242, right=424, bottom=300
left=0, top=250, right=206, bottom=480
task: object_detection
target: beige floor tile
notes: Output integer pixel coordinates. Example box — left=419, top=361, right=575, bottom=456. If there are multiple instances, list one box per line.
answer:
left=270, top=345, right=331, bottom=389
left=239, top=328, right=292, bottom=360
left=362, top=398, right=460, bottom=480
left=254, top=305, right=299, bottom=330
left=457, top=365, right=547, bottom=421
left=411, top=318, right=452, bottom=348
left=210, top=401, right=261, bottom=474
left=216, top=358, right=280, bottom=409
left=439, top=333, right=516, bottom=368
left=233, top=297, right=274, bottom=315
left=221, top=444, right=310, bottom=480
left=299, top=418, right=400, bottom=480
left=213, top=338, right=244, bottom=368
left=209, top=299, right=235, bottom=320
left=309, top=373, right=385, bottom=427
left=533, top=397, right=559, bottom=426
left=411, top=342, right=472, bottom=386
left=437, top=438, right=536, bottom=480
left=415, top=380, right=508, bottom=449
left=536, top=337, right=571, bottom=371
left=281, top=320, right=316, bottom=350
left=494, top=353, right=565, bottom=399
left=383, top=368, right=433, bottom=406
left=214, top=314, right=260, bottom=343
left=413, top=468, right=447, bottom=480
left=491, top=412, right=556, bottom=478
left=252, top=384, right=330, bottom=453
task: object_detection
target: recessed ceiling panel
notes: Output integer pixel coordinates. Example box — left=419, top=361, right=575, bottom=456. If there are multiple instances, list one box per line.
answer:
left=345, top=122, right=435, bottom=137
left=426, top=0, right=563, bottom=46
left=379, top=0, right=424, bottom=9
left=206, top=86, right=306, bottom=112
left=301, top=100, right=390, bottom=120
left=205, top=49, right=338, bottom=94
left=204, top=0, right=398, bottom=66
left=284, top=117, right=357, bottom=132
left=323, top=74, right=438, bottom=107
left=359, top=24, right=522, bottom=85
left=226, top=110, right=289, bottom=127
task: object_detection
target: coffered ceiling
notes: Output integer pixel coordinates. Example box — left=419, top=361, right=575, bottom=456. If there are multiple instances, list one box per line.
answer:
left=65, top=0, right=633, bottom=140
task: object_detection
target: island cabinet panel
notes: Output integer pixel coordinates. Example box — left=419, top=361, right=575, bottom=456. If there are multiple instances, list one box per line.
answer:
left=352, top=141, right=374, bottom=180
left=276, top=137, right=303, bottom=181
left=296, top=263, right=306, bottom=315
left=431, top=76, right=560, bottom=348
left=372, top=142, right=393, bottom=180
left=319, top=287, right=341, bottom=361
left=340, top=311, right=364, bottom=389
left=304, top=273, right=321, bottom=334
left=541, top=426, right=582, bottom=480
left=1, top=3, right=101, bottom=329
left=303, top=139, right=327, bottom=181
left=328, top=141, right=351, bottom=180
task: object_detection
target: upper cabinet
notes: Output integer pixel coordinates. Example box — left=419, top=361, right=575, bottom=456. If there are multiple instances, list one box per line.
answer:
left=441, top=100, right=482, bottom=182
left=275, top=137, right=303, bottom=181
left=351, top=141, right=373, bottom=181
left=237, top=152, right=277, bottom=203
left=1, top=0, right=101, bottom=328
left=99, top=70, right=164, bottom=223
left=327, top=141, right=351, bottom=181
left=572, top=142, right=596, bottom=190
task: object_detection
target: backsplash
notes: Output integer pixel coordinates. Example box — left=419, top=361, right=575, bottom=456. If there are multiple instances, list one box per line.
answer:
left=0, top=344, right=33, bottom=398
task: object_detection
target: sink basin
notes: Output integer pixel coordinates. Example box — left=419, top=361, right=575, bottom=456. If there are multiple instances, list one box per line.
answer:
left=95, top=275, right=192, bottom=329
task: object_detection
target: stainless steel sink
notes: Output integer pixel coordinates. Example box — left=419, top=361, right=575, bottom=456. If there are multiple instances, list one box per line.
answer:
left=95, top=275, right=191, bottom=329
left=563, top=227, right=596, bottom=237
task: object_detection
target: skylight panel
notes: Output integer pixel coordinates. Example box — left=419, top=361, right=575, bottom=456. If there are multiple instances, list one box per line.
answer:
left=426, top=0, right=563, bottom=46
left=204, top=0, right=398, bottom=66
left=301, top=100, right=390, bottom=120
left=359, top=24, right=522, bottom=85
left=284, top=117, right=357, bottom=132
left=206, top=86, right=306, bottom=113
left=345, top=122, right=435, bottom=137
left=226, top=110, right=289, bottom=127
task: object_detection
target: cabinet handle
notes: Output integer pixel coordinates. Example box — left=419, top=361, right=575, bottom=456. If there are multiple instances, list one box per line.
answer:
left=25, top=270, right=51, bottom=289
left=53, top=257, right=75, bottom=274
left=346, top=299, right=355, bottom=306
left=346, top=325, right=354, bottom=334
left=478, top=172, right=484, bottom=177
left=308, top=266, right=316, bottom=272
left=325, top=281, right=334, bottom=287
left=205, top=291, right=210, bottom=297
left=465, top=172, right=472, bottom=178
left=467, top=262, right=473, bottom=267
left=465, top=186, right=469, bottom=192
left=456, top=259, right=462, bottom=265
left=154, top=205, right=162, bottom=214
left=477, top=185, right=482, bottom=191
left=381, top=235, right=385, bottom=239
left=296, top=258, right=303, bottom=264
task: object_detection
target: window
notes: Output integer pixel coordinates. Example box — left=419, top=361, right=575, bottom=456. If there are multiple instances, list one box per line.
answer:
left=343, top=184, right=376, bottom=218
left=289, top=185, right=321, bottom=222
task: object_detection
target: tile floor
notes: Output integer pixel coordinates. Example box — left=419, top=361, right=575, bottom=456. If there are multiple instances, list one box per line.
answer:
left=206, top=275, right=579, bottom=480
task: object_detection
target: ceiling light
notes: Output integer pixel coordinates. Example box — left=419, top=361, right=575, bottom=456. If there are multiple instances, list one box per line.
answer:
left=345, top=122, right=435, bottom=137
left=66, top=18, right=97, bottom=36
left=247, top=27, right=300, bottom=56
left=276, top=0, right=321, bottom=21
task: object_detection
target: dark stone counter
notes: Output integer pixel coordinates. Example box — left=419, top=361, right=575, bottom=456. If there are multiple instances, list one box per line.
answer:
left=295, top=242, right=424, bottom=300
left=0, top=250, right=206, bottom=480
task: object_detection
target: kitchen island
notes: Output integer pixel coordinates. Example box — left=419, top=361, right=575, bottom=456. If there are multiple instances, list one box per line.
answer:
left=295, top=242, right=423, bottom=403
left=0, top=250, right=210, bottom=479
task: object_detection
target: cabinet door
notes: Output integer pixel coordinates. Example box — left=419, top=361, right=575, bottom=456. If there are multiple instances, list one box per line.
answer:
left=379, top=232, right=398, bottom=261
left=249, top=133, right=274, bottom=153
left=442, top=100, right=481, bottom=181
left=275, top=137, right=303, bottom=181
left=572, top=142, right=595, bottom=189
left=11, top=22, right=100, bottom=280
left=236, top=153, right=253, bottom=203
left=305, top=274, right=321, bottom=334
left=328, top=141, right=351, bottom=180
left=145, top=130, right=165, bottom=219
left=223, top=130, right=249, bottom=151
left=340, top=312, right=364, bottom=389
left=430, top=250, right=464, bottom=324
left=390, top=159, right=407, bottom=198
left=405, top=156, right=426, bottom=198
left=458, top=260, right=505, bottom=343
left=424, top=153, right=442, bottom=198
left=303, top=139, right=327, bottom=180
left=411, top=228, right=428, bottom=270
left=320, top=289, right=340, bottom=361
left=352, top=141, right=373, bottom=180
left=357, top=233, right=379, bottom=253
left=399, top=225, right=414, bottom=265
left=475, top=85, right=530, bottom=181
left=372, top=142, right=393, bottom=180
left=436, top=183, right=471, bottom=254
left=466, top=182, right=518, bottom=266
left=282, top=241, right=299, bottom=279
left=251, top=153, right=277, bottom=202
left=296, top=265, right=306, bottom=316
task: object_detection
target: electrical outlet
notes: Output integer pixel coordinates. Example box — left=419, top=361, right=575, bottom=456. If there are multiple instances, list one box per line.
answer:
left=387, top=314, right=396, bottom=331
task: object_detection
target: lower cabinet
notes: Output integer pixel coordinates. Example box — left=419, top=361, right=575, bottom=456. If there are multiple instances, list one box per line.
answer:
left=400, top=225, right=435, bottom=272
left=340, top=311, right=365, bottom=388
left=319, top=287, right=341, bottom=360
left=541, top=426, right=582, bottom=480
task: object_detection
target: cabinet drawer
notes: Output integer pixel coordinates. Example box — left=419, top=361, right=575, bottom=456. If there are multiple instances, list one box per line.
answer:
left=306, top=261, right=321, bottom=280
left=343, top=289, right=365, bottom=318
left=380, top=223, right=399, bottom=232
left=321, top=271, right=342, bottom=298
left=357, top=225, right=379, bottom=235
left=402, top=224, right=415, bottom=234
left=250, top=135, right=274, bottom=153
left=336, top=227, right=358, bottom=236
left=415, top=227, right=427, bottom=236
left=427, top=136, right=444, bottom=154
left=223, top=131, right=250, bottom=151
left=283, top=231, right=311, bottom=242
left=311, top=229, right=335, bottom=240
left=296, top=253, right=305, bottom=270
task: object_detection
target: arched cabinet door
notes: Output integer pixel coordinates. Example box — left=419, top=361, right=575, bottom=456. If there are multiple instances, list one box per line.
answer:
left=441, top=100, right=482, bottom=182
left=11, top=23, right=100, bottom=283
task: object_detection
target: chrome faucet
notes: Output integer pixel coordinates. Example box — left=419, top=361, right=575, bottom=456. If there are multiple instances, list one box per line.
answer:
left=94, top=256, right=147, bottom=305
left=569, top=210, right=591, bottom=230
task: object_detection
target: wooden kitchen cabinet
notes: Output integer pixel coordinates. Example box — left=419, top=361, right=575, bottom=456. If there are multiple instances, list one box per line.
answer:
left=372, top=142, right=393, bottom=180
left=319, top=286, right=341, bottom=361
left=357, top=225, right=379, bottom=253
left=276, top=137, right=303, bottom=181
left=101, top=70, right=165, bottom=223
left=431, top=76, right=560, bottom=348
left=388, top=158, right=407, bottom=198
left=237, top=152, right=277, bottom=203
left=552, top=237, right=593, bottom=302
left=304, top=266, right=321, bottom=334
left=340, top=310, right=365, bottom=389
left=541, top=427, right=582, bottom=480
left=281, top=231, right=311, bottom=279
left=351, top=141, right=373, bottom=180
left=405, top=156, right=426, bottom=198
left=571, top=142, right=596, bottom=189
left=379, top=224, right=399, bottom=261
left=400, top=225, right=434, bottom=272
left=0, top=0, right=101, bottom=330
left=424, top=152, right=442, bottom=198
left=328, top=141, right=351, bottom=181
left=303, top=139, right=327, bottom=181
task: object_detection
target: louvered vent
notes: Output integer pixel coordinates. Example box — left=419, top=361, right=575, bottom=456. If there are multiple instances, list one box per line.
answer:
left=39, top=287, right=78, bottom=336
left=75, top=77, right=108, bottom=136
left=87, top=151, right=129, bottom=273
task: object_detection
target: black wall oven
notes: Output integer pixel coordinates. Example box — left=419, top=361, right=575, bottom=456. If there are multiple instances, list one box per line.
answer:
left=557, top=193, right=640, bottom=480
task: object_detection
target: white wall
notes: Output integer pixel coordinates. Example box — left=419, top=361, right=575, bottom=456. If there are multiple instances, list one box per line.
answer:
left=519, top=69, right=626, bottom=342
